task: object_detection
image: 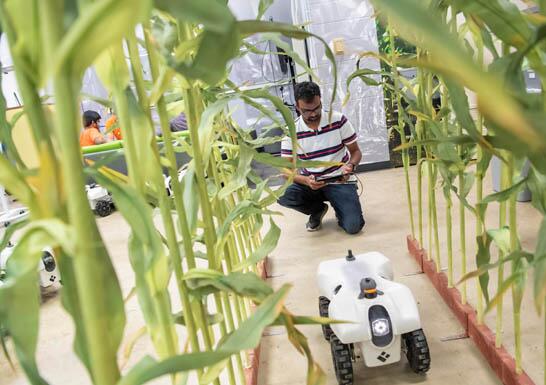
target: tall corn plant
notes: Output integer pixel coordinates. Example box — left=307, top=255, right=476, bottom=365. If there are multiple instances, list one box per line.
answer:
left=369, top=0, right=546, bottom=379
left=0, top=1, right=340, bottom=384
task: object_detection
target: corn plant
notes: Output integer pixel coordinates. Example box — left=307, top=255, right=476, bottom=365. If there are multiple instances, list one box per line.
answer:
left=364, top=0, right=546, bottom=380
left=0, top=1, right=342, bottom=384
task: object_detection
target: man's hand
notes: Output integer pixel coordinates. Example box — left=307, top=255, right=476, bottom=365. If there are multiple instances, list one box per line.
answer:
left=341, top=163, right=354, bottom=175
left=307, top=175, right=326, bottom=190
left=341, top=163, right=354, bottom=182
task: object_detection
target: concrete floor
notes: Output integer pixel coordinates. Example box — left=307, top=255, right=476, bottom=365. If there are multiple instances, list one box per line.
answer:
left=2, top=166, right=543, bottom=385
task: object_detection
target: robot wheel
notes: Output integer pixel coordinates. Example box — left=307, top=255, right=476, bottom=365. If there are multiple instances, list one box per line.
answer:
left=318, top=296, right=333, bottom=341
left=403, top=329, right=431, bottom=374
left=330, top=334, right=353, bottom=385
left=95, top=200, right=113, bottom=217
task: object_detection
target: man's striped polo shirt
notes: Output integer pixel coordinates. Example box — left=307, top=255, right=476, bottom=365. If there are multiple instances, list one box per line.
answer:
left=281, top=110, right=357, bottom=177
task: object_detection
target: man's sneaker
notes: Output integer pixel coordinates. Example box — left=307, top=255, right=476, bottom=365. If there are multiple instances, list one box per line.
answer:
left=306, top=204, right=328, bottom=232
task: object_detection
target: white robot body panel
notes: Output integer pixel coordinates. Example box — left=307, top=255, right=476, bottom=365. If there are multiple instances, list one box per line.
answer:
left=38, top=248, right=60, bottom=287
left=317, top=251, right=393, bottom=299
left=86, top=185, right=111, bottom=209
left=328, top=278, right=421, bottom=344
left=359, top=337, right=401, bottom=367
left=1, top=245, right=60, bottom=288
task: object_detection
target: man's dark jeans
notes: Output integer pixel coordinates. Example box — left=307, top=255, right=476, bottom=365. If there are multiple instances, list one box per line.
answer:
left=278, top=182, right=365, bottom=234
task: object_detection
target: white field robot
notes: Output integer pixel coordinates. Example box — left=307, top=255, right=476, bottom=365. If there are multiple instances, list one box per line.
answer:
left=317, top=250, right=430, bottom=384
left=0, top=208, right=60, bottom=288
left=86, top=184, right=115, bottom=217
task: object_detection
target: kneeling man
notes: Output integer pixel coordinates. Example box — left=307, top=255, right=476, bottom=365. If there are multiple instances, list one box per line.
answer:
left=278, top=81, right=365, bottom=234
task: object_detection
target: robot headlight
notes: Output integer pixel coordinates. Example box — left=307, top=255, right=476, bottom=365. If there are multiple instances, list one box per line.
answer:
left=371, top=318, right=390, bottom=337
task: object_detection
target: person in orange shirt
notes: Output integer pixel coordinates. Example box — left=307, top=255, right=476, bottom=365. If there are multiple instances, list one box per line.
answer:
left=80, top=110, right=110, bottom=147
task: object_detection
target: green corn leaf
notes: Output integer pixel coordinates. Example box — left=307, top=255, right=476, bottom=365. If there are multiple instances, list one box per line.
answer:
left=243, top=88, right=297, bottom=146
left=257, top=0, right=274, bottom=20
left=154, top=0, right=234, bottom=34
left=3, top=0, right=42, bottom=81
left=200, top=284, right=292, bottom=384
left=90, top=170, right=177, bottom=358
left=344, top=68, right=385, bottom=105
left=218, top=143, right=254, bottom=200
left=118, top=352, right=234, bottom=385
left=511, top=257, right=527, bottom=312
left=0, top=226, right=71, bottom=385
left=450, top=185, right=478, bottom=217
left=442, top=78, right=477, bottom=139
left=476, top=233, right=493, bottom=302
left=393, top=135, right=475, bottom=152
left=487, top=227, right=511, bottom=255
left=94, top=44, right=131, bottom=92
left=0, top=156, right=38, bottom=211
left=197, top=98, right=232, bottom=166
left=235, top=94, right=285, bottom=129
left=0, top=69, right=25, bottom=168
left=485, top=270, right=526, bottom=314
left=80, top=92, right=114, bottom=110
left=481, top=177, right=527, bottom=204
left=533, top=218, right=546, bottom=312
left=215, top=199, right=281, bottom=260
left=277, top=313, right=326, bottom=385
left=118, top=285, right=290, bottom=385
left=0, top=219, right=28, bottom=250
left=120, top=326, right=147, bottom=370
left=184, top=270, right=274, bottom=301
left=271, top=315, right=350, bottom=326
left=233, top=218, right=280, bottom=271
left=457, top=250, right=532, bottom=285
left=255, top=33, right=319, bottom=80
left=173, top=311, right=223, bottom=326
left=53, top=0, right=151, bottom=76
left=436, top=142, right=461, bottom=165
left=371, top=0, right=546, bottom=166
left=452, top=0, right=532, bottom=48
left=164, top=8, right=239, bottom=85
left=0, top=328, right=14, bottom=371
left=527, top=167, right=546, bottom=215
left=0, top=268, right=46, bottom=385
left=199, top=360, right=230, bottom=385
left=462, top=172, right=475, bottom=198
left=221, top=284, right=290, bottom=350
left=180, top=167, right=199, bottom=235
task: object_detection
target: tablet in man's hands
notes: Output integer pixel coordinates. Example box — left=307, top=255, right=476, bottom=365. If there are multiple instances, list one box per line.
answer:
left=315, top=172, right=352, bottom=183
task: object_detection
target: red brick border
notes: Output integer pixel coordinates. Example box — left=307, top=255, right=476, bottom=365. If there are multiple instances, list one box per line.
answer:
left=406, top=236, right=534, bottom=385
left=244, top=258, right=268, bottom=385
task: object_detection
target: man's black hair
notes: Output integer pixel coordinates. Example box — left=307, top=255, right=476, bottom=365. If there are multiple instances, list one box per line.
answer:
left=83, top=110, right=101, bottom=127
left=294, top=81, right=321, bottom=102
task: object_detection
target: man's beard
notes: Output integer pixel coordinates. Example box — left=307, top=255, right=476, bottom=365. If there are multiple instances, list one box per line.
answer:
left=305, top=114, right=321, bottom=124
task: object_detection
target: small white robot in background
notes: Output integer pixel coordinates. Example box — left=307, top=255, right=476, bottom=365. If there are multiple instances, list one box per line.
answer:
left=86, top=184, right=115, bottom=217
left=317, top=250, right=431, bottom=385
left=0, top=209, right=60, bottom=288
left=0, top=245, right=60, bottom=288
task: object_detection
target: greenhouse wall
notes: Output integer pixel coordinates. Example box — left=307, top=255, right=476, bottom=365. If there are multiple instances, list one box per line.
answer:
left=292, top=0, right=390, bottom=166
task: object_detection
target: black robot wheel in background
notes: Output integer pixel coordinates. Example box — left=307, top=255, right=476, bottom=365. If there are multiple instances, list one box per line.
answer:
left=95, top=200, right=113, bottom=217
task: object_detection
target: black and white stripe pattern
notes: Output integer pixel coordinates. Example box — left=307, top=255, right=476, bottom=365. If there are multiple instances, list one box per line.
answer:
left=281, top=110, right=357, bottom=177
